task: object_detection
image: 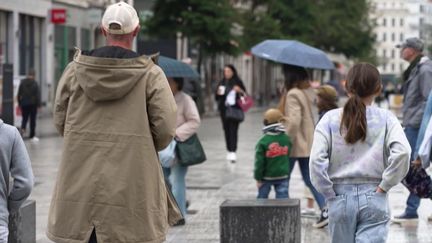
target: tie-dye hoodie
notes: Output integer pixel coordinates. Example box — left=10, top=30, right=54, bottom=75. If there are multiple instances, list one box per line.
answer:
left=309, top=106, right=411, bottom=200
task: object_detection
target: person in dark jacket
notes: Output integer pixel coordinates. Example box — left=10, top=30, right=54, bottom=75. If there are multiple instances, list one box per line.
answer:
left=392, top=37, right=432, bottom=223
left=215, top=64, right=246, bottom=163
left=17, top=69, right=40, bottom=141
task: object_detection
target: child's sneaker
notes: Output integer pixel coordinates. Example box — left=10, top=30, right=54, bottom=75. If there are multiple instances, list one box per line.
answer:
left=312, top=208, right=329, bottom=228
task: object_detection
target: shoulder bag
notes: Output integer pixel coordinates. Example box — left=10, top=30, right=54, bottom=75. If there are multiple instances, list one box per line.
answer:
left=176, top=134, right=207, bottom=166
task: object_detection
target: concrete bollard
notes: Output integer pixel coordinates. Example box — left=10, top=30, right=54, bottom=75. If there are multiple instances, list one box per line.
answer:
left=220, top=199, right=301, bottom=243
left=8, top=200, right=36, bottom=243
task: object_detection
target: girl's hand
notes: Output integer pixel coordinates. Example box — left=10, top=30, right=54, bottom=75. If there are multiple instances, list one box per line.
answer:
left=376, top=187, right=386, bottom=193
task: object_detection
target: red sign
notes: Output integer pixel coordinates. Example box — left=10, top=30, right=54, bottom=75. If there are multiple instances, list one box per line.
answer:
left=51, top=9, right=66, bottom=24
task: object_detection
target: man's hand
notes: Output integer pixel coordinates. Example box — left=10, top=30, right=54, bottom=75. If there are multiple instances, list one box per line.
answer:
left=256, top=181, right=263, bottom=188
left=412, top=158, right=421, bottom=168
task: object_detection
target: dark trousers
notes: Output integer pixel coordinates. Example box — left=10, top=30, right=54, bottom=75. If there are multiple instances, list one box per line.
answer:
left=21, top=105, right=37, bottom=138
left=88, top=230, right=97, bottom=243
left=221, top=116, right=239, bottom=152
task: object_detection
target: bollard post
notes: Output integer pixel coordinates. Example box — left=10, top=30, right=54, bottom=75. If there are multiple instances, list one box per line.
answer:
left=8, top=200, right=36, bottom=243
left=220, top=199, right=301, bottom=243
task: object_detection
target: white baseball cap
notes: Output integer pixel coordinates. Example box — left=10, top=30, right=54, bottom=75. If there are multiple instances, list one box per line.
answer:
left=102, top=1, right=139, bottom=35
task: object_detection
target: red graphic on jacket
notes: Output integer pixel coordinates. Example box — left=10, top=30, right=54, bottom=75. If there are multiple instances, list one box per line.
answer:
left=266, top=142, right=289, bottom=158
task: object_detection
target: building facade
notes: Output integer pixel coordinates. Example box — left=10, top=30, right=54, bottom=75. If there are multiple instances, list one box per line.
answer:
left=0, top=0, right=52, bottom=106
left=371, top=0, right=432, bottom=78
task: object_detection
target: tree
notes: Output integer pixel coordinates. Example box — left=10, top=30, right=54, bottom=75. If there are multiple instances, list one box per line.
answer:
left=240, top=0, right=376, bottom=62
left=145, top=0, right=240, bottom=110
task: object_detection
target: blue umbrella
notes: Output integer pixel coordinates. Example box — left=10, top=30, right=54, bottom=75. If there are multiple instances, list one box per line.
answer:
left=251, top=40, right=334, bottom=70
left=157, top=56, right=200, bottom=78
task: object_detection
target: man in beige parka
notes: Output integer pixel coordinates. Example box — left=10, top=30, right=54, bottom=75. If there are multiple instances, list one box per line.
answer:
left=47, top=2, right=182, bottom=243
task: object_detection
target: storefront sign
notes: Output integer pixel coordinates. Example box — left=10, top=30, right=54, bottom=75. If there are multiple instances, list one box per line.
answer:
left=51, top=9, right=66, bottom=24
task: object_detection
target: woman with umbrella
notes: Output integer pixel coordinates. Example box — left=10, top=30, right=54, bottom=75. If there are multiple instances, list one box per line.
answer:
left=215, top=65, right=247, bottom=164
left=279, top=64, right=327, bottom=228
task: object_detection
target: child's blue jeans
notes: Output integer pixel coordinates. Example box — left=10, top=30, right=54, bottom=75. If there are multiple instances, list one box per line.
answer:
left=328, top=184, right=390, bottom=243
left=257, top=178, right=288, bottom=199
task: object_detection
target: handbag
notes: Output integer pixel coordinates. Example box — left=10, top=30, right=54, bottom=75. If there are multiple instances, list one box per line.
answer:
left=225, top=106, right=245, bottom=122
left=237, top=94, right=254, bottom=112
left=176, top=134, right=206, bottom=166
left=402, top=165, right=432, bottom=198
left=158, top=139, right=177, bottom=168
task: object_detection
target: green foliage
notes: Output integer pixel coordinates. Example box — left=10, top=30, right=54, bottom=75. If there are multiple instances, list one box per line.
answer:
left=241, top=0, right=376, bottom=62
left=144, top=0, right=239, bottom=56
left=145, top=0, right=376, bottom=61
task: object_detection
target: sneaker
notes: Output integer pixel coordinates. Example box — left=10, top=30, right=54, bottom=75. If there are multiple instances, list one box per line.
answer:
left=392, top=212, right=419, bottom=223
left=30, top=137, right=39, bottom=142
left=312, top=208, right=329, bottom=228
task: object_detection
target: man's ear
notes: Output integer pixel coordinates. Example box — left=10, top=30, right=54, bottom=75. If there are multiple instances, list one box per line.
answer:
left=101, top=26, right=107, bottom=37
left=132, top=25, right=140, bottom=37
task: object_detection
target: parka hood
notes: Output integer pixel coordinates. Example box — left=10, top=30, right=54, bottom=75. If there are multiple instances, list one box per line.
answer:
left=73, top=49, right=157, bottom=102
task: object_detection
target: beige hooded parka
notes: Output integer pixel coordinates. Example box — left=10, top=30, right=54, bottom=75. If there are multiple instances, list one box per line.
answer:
left=47, top=49, right=182, bottom=243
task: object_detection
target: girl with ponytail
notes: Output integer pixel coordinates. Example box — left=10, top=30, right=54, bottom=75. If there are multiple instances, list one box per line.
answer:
left=310, top=63, right=411, bottom=242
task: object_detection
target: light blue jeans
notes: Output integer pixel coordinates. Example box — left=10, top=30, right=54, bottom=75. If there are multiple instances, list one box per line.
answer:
left=0, top=225, right=8, bottom=243
left=257, top=179, right=289, bottom=199
left=328, top=184, right=390, bottom=243
left=162, top=163, right=188, bottom=217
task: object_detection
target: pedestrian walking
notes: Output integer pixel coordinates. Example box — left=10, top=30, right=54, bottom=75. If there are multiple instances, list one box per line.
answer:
left=392, top=37, right=432, bottom=223
left=254, top=108, right=292, bottom=199
left=317, top=84, right=338, bottom=121
left=47, top=2, right=182, bottom=243
left=163, top=77, right=201, bottom=225
left=302, top=84, right=339, bottom=215
left=310, top=63, right=411, bottom=243
left=0, top=119, right=34, bottom=242
left=17, top=69, right=40, bottom=141
left=278, top=64, right=327, bottom=228
left=215, top=64, right=247, bottom=163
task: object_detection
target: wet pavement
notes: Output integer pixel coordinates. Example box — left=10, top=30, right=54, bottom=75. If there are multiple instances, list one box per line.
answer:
left=25, top=108, right=432, bottom=243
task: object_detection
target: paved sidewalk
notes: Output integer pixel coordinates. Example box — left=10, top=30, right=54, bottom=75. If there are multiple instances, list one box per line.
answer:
left=24, top=110, right=432, bottom=243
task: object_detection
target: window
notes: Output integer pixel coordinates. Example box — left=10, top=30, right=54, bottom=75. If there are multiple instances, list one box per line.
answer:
left=400, top=18, right=404, bottom=27
left=400, top=63, right=404, bottom=72
left=400, top=33, right=404, bottom=42
left=392, top=18, right=395, bottom=27
left=391, top=49, right=395, bottom=58
left=383, top=32, right=387, bottom=41
left=383, top=49, right=387, bottom=58
left=391, top=33, right=395, bottom=42
left=19, top=14, right=43, bottom=79
left=383, top=18, right=387, bottom=27
left=383, top=64, right=387, bottom=71
left=391, top=63, right=395, bottom=72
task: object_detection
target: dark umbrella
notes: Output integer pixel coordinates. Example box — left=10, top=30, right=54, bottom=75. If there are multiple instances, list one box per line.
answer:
left=251, top=40, right=334, bottom=70
left=157, top=56, right=200, bottom=78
